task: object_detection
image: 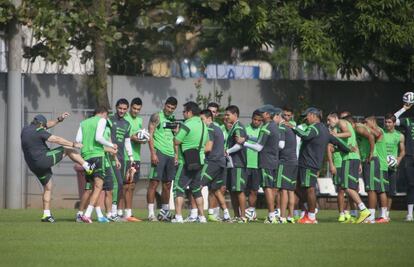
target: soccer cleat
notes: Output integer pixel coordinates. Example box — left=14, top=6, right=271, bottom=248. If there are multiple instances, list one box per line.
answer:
left=264, top=217, right=278, bottom=224
left=287, top=217, right=296, bottom=224
left=98, top=216, right=110, bottom=223
left=171, top=217, right=184, bottom=223
left=279, top=217, right=288, bottom=224
left=76, top=214, right=83, bottom=223
left=157, top=209, right=172, bottom=222
left=108, top=215, right=122, bottom=222
left=355, top=209, right=371, bottom=224
left=237, top=217, right=248, bottom=224
left=406, top=215, right=413, bottom=222
left=184, top=216, right=198, bottom=223
left=207, top=214, right=221, bottom=222
left=337, top=214, right=346, bottom=223
left=41, top=215, right=55, bottom=223
left=343, top=216, right=356, bottom=224
left=85, top=162, right=96, bottom=176
left=222, top=217, right=232, bottom=223
left=197, top=216, right=207, bottom=223
left=298, top=215, right=318, bottom=224
left=126, top=216, right=142, bottom=222
left=80, top=215, right=93, bottom=224
left=375, top=217, right=389, bottom=224
left=147, top=215, right=158, bottom=222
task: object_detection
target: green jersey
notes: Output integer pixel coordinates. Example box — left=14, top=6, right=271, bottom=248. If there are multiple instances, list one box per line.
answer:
left=175, top=116, right=209, bottom=165
left=332, top=151, right=342, bottom=168
left=356, top=124, right=377, bottom=161
left=245, top=124, right=261, bottom=169
left=340, top=121, right=360, bottom=161
left=124, top=112, right=143, bottom=161
left=375, top=128, right=388, bottom=171
left=384, top=129, right=401, bottom=158
left=153, top=111, right=175, bottom=157
left=80, top=115, right=105, bottom=160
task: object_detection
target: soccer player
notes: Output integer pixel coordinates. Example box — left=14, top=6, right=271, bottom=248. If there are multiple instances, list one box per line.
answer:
left=76, top=106, right=118, bottom=223
left=288, top=107, right=368, bottom=224
left=172, top=102, right=209, bottom=223
left=384, top=113, right=405, bottom=219
left=244, top=110, right=262, bottom=221
left=283, top=106, right=297, bottom=127
left=21, top=113, right=93, bottom=222
left=365, top=116, right=391, bottom=223
left=109, top=98, right=134, bottom=220
left=277, top=111, right=298, bottom=223
left=147, top=97, right=178, bottom=221
left=200, top=109, right=231, bottom=222
left=123, top=97, right=147, bottom=222
left=241, top=105, right=283, bottom=224
left=393, top=103, right=414, bottom=221
left=224, top=105, right=248, bottom=223
left=327, top=112, right=361, bottom=223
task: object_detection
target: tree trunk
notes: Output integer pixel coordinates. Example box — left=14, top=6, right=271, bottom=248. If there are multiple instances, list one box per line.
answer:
left=92, top=0, right=110, bottom=108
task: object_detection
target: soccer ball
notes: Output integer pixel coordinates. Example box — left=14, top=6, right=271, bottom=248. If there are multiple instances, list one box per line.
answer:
left=403, top=92, right=414, bottom=104
left=387, top=155, right=397, bottom=168
left=245, top=209, right=257, bottom=221
left=136, top=129, right=150, bottom=141
left=157, top=210, right=172, bottom=222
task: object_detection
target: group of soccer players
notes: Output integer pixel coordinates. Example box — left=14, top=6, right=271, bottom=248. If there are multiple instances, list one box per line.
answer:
left=21, top=95, right=412, bottom=224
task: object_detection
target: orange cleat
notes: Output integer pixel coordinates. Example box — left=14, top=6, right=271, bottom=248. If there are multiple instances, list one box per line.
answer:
left=298, top=214, right=318, bottom=224
left=375, top=217, right=389, bottom=224
left=126, top=216, right=142, bottom=222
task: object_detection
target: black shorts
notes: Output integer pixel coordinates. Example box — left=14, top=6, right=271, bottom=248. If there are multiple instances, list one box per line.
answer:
left=388, top=169, right=398, bottom=196
left=363, top=157, right=382, bottom=192
left=276, top=164, right=297, bottom=191
left=227, top=167, right=247, bottom=192
left=333, top=167, right=342, bottom=186
left=102, top=165, right=114, bottom=191
left=201, top=162, right=226, bottom=190
left=340, top=159, right=360, bottom=191
left=298, top=167, right=318, bottom=188
left=173, top=163, right=203, bottom=198
left=85, top=156, right=106, bottom=183
left=124, top=160, right=140, bottom=184
left=404, top=156, right=414, bottom=186
left=246, top=168, right=260, bottom=191
left=149, top=150, right=176, bottom=182
left=260, top=168, right=277, bottom=188
left=29, top=147, right=65, bottom=186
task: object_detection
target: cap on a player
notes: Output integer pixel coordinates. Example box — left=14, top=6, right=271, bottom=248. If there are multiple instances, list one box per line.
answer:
left=301, top=107, right=320, bottom=117
left=34, top=114, right=47, bottom=125
left=258, top=104, right=282, bottom=115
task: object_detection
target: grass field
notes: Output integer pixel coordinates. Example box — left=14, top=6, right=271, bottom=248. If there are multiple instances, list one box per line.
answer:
left=0, top=209, right=413, bottom=267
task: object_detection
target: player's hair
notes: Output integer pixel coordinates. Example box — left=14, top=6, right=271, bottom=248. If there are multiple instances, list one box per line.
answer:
left=200, top=109, right=213, bottom=118
left=31, top=118, right=44, bottom=127
left=364, top=115, right=376, bottom=121
left=116, top=98, right=129, bottom=107
left=183, top=101, right=201, bottom=116
left=165, top=97, right=178, bottom=106
left=327, top=112, right=339, bottom=118
left=283, top=105, right=293, bottom=113
left=252, top=109, right=262, bottom=118
left=94, top=106, right=109, bottom=115
left=340, top=111, right=353, bottom=122
left=207, top=102, right=219, bottom=109
left=225, top=105, right=240, bottom=117
left=384, top=113, right=396, bottom=122
left=131, top=97, right=142, bottom=106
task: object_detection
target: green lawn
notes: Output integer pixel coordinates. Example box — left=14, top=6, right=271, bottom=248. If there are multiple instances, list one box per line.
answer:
left=0, top=209, right=413, bottom=267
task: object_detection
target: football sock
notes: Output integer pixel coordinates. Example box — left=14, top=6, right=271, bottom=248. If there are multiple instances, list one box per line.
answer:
left=125, top=209, right=132, bottom=217
left=43, top=210, right=51, bottom=217
left=161, top=204, right=169, bottom=211
left=275, top=208, right=281, bottom=215
left=380, top=207, right=387, bottom=219
left=208, top=208, right=214, bottom=215
left=117, top=209, right=123, bottom=216
left=339, top=212, right=345, bottom=216
left=190, top=208, right=198, bottom=218
left=358, top=202, right=367, bottom=211
left=111, top=204, right=117, bottom=215
left=408, top=204, right=413, bottom=217
left=175, top=214, right=183, bottom=221
left=350, top=210, right=358, bottom=217
left=148, top=203, right=155, bottom=217
left=106, top=212, right=112, bottom=218
left=268, top=212, right=275, bottom=220
left=223, top=209, right=230, bottom=219
left=369, top=209, right=375, bottom=221
left=77, top=211, right=84, bottom=216
left=95, top=206, right=104, bottom=218
left=85, top=205, right=94, bottom=218
left=213, top=207, right=220, bottom=217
